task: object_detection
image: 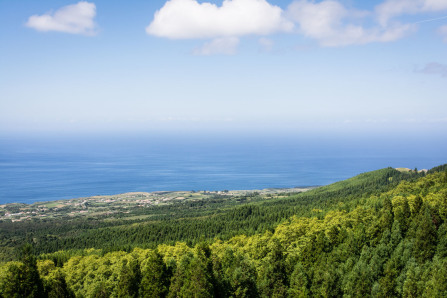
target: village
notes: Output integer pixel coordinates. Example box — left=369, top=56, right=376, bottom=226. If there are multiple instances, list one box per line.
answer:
left=0, top=187, right=312, bottom=223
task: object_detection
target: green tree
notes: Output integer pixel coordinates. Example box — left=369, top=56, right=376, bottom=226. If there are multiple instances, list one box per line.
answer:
left=412, top=195, right=423, bottom=216
left=310, top=258, right=340, bottom=298
left=258, top=242, right=288, bottom=297
left=343, top=247, right=373, bottom=297
left=37, top=260, right=74, bottom=298
left=288, top=262, right=309, bottom=297
left=424, top=258, right=447, bottom=297
left=117, top=257, right=141, bottom=298
left=0, top=262, right=25, bottom=298
left=45, top=269, right=74, bottom=298
left=392, top=196, right=411, bottom=233
left=413, top=206, right=437, bottom=263
left=1, top=244, right=45, bottom=298
left=219, top=248, right=258, bottom=298
left=168, top=251, right=213, bottom=298
left=140, top=250, right=169, bottom=298
left=402, top=259, right=423, bottom=298
left=380, top=197, right=394, bottom=231
left=435, top=223, right=447, bottom=258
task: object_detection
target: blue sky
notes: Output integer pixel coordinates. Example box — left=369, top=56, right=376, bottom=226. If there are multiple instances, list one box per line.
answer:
left=0, top=0, right=446, bottom=136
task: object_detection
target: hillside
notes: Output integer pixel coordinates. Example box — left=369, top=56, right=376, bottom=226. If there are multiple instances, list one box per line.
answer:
left=0, top=167, right=422, bottom=260
left=1, top=165, right=446, bottom=297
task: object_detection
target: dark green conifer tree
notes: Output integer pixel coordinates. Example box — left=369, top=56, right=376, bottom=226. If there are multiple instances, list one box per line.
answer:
left=117, top=257, right=141, bottom=298
left=402, top=259, right=423, bottom=297
left=258, top=242, right=288, bottom=297
left=288, top=262, right=309, bottom=297
left=436, top=223, right=447, bottom=258
left=168, top=251, right=213, bottom=298
left=140, top=250, right=169, bottom=298
left=219, top=248, right=258, bottom=298
left=412, top=195, right=423, bottom=216
left=413, top=206, right=437, bottom=263
left=3, top=244, right=45, bottom=298
left=380, top=197, right=394, bottom=232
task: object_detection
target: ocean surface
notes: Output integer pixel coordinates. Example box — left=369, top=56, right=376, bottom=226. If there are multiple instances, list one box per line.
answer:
left=0, top=133, right=446, bottom=204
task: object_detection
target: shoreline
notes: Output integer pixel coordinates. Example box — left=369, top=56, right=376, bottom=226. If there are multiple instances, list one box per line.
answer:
left=0, top=186, right=319, bottom=222
left=1, top=186, right=319, bottom=207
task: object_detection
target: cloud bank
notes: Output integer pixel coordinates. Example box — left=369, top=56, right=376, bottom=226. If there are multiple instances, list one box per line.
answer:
left=287, top=0, right=413, bottom=47
left=26, top=1, right=97, bottom=35
left=146, top=0, right=447, bottom=51
left=376, top=0, right=447, bottom=26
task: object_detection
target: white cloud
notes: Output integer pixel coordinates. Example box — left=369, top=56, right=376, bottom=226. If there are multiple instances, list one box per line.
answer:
left=193, top=37, right=240, bottom=55
left=439, top=25, right=447, bottom=42
left=147, top=0, right=447, bottom=50
left=376, top=0, right=447, bottom=26
left=146, top=0, right=293, bottom=39
left=26, top=1, right=97, bottom=35
left=287, top=0, right=413, bottom=47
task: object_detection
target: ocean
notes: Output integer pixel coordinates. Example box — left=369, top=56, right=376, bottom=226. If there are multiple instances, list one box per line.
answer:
left=0, top=133, right=446, bottom=204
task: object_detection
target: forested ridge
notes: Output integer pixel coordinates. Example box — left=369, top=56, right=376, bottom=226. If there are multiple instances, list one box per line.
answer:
left=0, top=167, right=423, bottom=258
left=1, top=165, right=447, bottom=297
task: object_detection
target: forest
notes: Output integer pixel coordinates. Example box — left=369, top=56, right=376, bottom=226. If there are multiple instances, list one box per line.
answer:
left=1, top=164, right=446, bottom=297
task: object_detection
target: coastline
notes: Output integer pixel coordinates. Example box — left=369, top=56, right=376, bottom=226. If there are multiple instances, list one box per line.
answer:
left=0, top=186, right=318, bottom=222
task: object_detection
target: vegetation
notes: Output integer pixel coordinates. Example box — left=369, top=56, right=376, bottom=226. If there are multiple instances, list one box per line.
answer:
left=1, top=165, right=446, bottom=297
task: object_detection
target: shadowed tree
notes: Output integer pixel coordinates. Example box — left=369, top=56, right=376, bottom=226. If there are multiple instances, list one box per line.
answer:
left=140, top=250, right=169, bottom=298
left=117, top=257, right=141, bottom=298
left=258, top=241, right=288, bottom=297
left=1, top=244, right=45, bottom=298
left=168, top=251, right=213, bottom=298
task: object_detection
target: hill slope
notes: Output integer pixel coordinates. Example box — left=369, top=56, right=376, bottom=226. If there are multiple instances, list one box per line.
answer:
left=1, top=165, right=446, bottom=297
left=0, top=167, right=423, bottom=259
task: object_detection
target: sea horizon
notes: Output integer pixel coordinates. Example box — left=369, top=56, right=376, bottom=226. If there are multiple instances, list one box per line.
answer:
left=1, top=132, right=446, bottom=205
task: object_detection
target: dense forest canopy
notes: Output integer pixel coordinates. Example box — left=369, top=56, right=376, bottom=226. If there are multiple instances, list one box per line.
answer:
left=1, top=165, right=446, bottom=297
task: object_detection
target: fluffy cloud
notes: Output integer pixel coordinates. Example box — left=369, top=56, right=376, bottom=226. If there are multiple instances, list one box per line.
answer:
left=376, top=0, right=447, bottom=26
left=193, top=37, right=240, bottom=55
left=287, top=0, right=413, bottom=47
left=26, top=1, right=97, bottom=35
left=418, top=62, right=447, bottom=77
left=146, top=0, right=447, bottom=50
left=146, top=0, right=293, bottom=39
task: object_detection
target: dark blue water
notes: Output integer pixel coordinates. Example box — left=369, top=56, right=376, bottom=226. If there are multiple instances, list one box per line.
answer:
left=0, top=133, right=446, bottom=204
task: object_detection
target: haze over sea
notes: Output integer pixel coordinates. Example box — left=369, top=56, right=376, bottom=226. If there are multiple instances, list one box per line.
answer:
left=1, top=132, right=446, bottom=205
